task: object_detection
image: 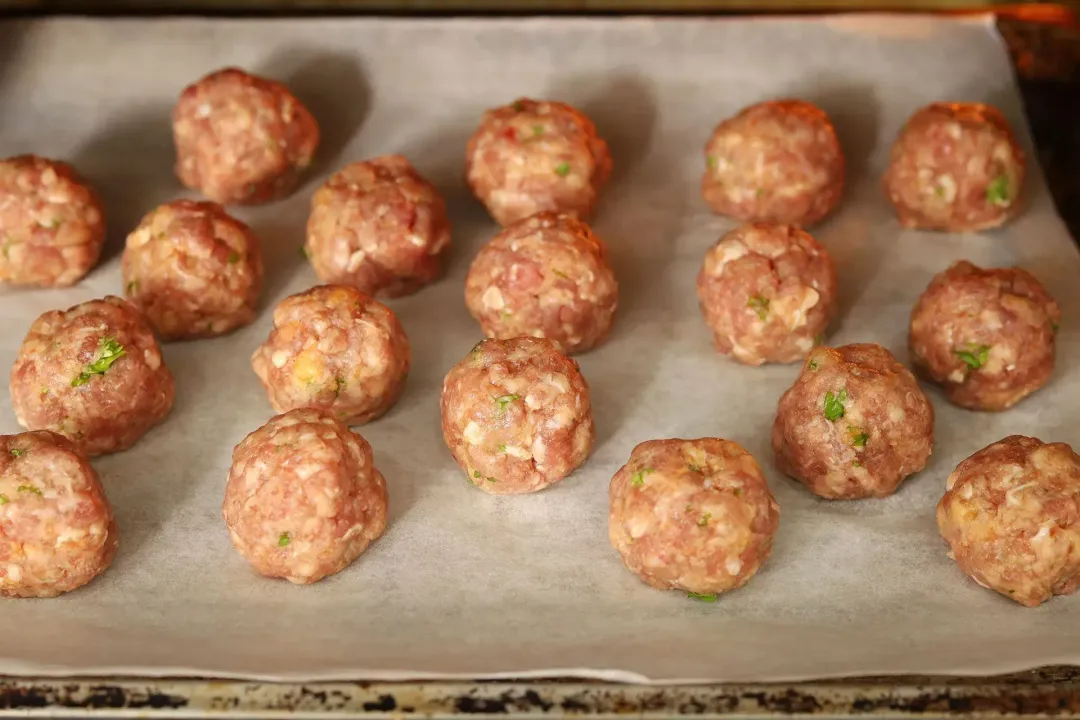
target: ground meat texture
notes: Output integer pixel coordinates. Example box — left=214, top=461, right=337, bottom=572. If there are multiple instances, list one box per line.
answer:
left=883, top=103, right=1025, bottom=232
left=696, top=222, right=837, bottom=366
left=222, top=408, right=388, bottom=585
left=173, top=67, right=319, bottom=206
left=0, top=431, right=118, bottom=598
left=465, top=98, right=612, bottom=227
left=772, top=343, right=934, bottom=500
left=121, top=200, right=264, bottom=341
left=938, top=435, right=1080, bottom=607
left=251, top=285, right=411, bottom=426
left=441, top=337, right=594, bottom=494
left=305, top=155, right=451, bottom=298
left=909, top=261, right=1058, bottom=412
left=701, top=100, right=844, bottom=227
left=0, top=155, right=106, bottom=288
left=464, top=212, right=618, bottom=355
left=609, top=438, right=779, bottom=598
left=9, top=297, right=175, bottom=458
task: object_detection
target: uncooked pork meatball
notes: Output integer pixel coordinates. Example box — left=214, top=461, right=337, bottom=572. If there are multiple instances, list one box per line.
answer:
left=0, top=431, right=118, bottom=598
left=441, top=337, right=594, bottom=494
left=173, top=67, right=319, bottom=205
left=122, top=200, right=264, bottom=341
left=0, top=155, right=105, bottom=288
left=884, top=103, right=1025, bottom=232
left=465, top=98, right=612, bottom=226
left=609, top=438, right=779, bottom=598
left=910, top=261, right=1058, bottom=412
left=251, top=285, right=411, bottom=425
left=701, top=100, right=844, bottom=227
left=938, top=435, right=1080, bottom=607
left=696, top=222, right=837, bottom=365
left=464, top=212, right=618, bottom=354
left=10, top=297, right=175, bottom=457
left=305, top=155, right=451, bottom=298
left=223, top=408, right=388, bottom=585
left=772, top=343, right=934, bottom=500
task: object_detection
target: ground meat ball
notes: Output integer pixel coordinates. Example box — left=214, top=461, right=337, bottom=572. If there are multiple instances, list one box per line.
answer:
left=696, top=222, right=837, bottom=366
left=222, top=408, right=388, bottom=585
left=701, top=100, right=844, bottom=227
left=305, top=155, right=451, bottom=298
left=251, top=285, right=411, bottom=426
left=465, top=98, right=612, bottom=227
left=609, top=438, right=779, bottom=598
left=121, top=200, right=264, bottom=341
left=0, top=431, right=118, bottom=598
left=772, top=343, right=934, bottom=500
left=938, top=435, right=1080, bottom=607
left=0, top=155, right=105, bottom=288
left=464, top=212, right=618, bottom=355
left=909, top=261, right=1058, bottom=412
left=441, top=337, right=594, bottom=494
left=173, top=67, right=319, bottom=205
left=883, top=103, right=1025, bottom=232
left=10, top=297, right=175, bottom=458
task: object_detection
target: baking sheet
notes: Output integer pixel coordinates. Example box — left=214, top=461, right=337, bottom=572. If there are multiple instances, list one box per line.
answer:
left=0, top=14, right=1079, bottom=684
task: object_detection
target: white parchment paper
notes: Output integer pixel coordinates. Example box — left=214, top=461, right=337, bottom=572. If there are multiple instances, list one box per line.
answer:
left=0, top=14, right=1078, bottom=683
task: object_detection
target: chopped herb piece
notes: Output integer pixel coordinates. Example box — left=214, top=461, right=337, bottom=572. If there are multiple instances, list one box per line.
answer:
left=1, top=239, right=10, bottom=259
left=494, top=394, right=520, bottom=410
left=554, top=162, right=571, bottom=177
left=733, top=488, right=743, bottom=496
left=334, top=377, right=346, bottom=397
left=853, top=460, right=862, bottom=468
left=473, top=470, right=481, bottom=479
left=955, top=344, right=990, bottom=371
left=39, top=387, right=48, bottom=396
left=986, top=175, right=1009, bottom=206
left=0, top=494, right=7, bottom=505
left=497, top=444, right=507, bottom=453
left=299, top=246, right=310, bottom=259
left=849, top=427, right=869, bottom=448
left=823, top=389, right=847, bottom=422
left=706, top=156, right=718, bottom=170
left=126, top=280, right=139, bottom=295
left=630, top=468, right=654, bottom=487
left=9, top=449, right=23, bottom=458
left=933, top=184, right=945, bottom=198
left=747, top=295, right=770, bottom=321
left=807, top=359, right=820, bottom=371
left=685, top=504, right=693, bottom=512
left=697, top=513, right=712, bottom=527
left=688, top=463, right=704, bottom=473
left=687, top=592, right=718, bottom=603
left=470, top=340, right=485, bottom=355
left=17, top=484, right=42, bottom=497
left=71, top=337, right=126, bottom=387
left=1052, top=321, right=1060, bottom=333
left=532, top=125, right=545, bottom=136
left=512, top=100, right=525, bottom=111
left=501, top=309, right=514, bottom=319
left=227, top=251, right=241, bottom=264
left=755, top=188, right=765, bottom=198
left=486, top=477, right=497, bottom=483
left=813, top=333, right=825, bottom=347
left=278, top=532, right=291, bottom=547
left=43, top=218, right=61, bottom=229
left=551, top=269, right=570, bottom=279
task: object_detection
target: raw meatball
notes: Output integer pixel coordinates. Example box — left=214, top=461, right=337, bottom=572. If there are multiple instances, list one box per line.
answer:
left=222, top=408, right=388, bottom=585
left=10, top=297, right=175, bottom=457
left=609, top=438, right=779, bottom=598
left=0, top=155, right=105, bottom=288
left=465, top=98, right=612, bottom=227
left=884, top=103, right=1025, bottom=232
left=441, top=337, right=594, bottom=494
left=696, top=222, right=837, bottom=365
left=0, top=431, right=118, bottom=598
left=121, top=200, right=264, bottom=341
left=938, top=435, right=1080, bottom=607
left=701, top=100, right=844, bottom=227
left=251, top=285, right=411, bottom=425
left=305, top=155, right=451, bottom=298
left=772, top=343, right=934, bottom=500
left=464, top=212, right=618, bottom=354
left=910, top=261, right=1058, bottom=411
left=173, top=67, right=319, bottom=205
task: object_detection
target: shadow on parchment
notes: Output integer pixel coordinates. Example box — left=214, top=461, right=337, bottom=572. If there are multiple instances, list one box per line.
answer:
left=0, top=23, right=27, bottom=130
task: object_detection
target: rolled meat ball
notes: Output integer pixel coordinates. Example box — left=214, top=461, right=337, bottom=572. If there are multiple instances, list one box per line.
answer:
left=701, top=99, right=844, bottom=227
left=305, top=155, right=451, bottom=298
left=938, top=435, right=1080, bottom=607
left=884, top=103, right=1025, bottom=232
left=910, top=261, right=1058, bottom=412
left=10, top=297, right=175, bottom=457
left=173, top=67, right=319, bottom=205
left=441, top=337, right=594, bottom=494
left=772, top=343, right=934, bottom=500
left=223, top=408, right=388, bottom=585
left=609, top=438, right=779, bottom=599
left=696, top=222, right=837, bottom=366
left=465, top=98, right=612, bottom=227
left=251, top=285, right=411, bottom=425
left=0, top=155, right=106, bottom=288
left=122, top=200, right=264, bottom=341
left=0, top=431, right=118, bottom=598
left=464, top=212, right=618, bottom=354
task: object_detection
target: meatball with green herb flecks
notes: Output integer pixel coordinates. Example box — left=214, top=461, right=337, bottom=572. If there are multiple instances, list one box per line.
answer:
left=772, top=343, right=934, bottom=500
left=440, top=337, right=594, bottom=494
left=909, top=261, right=1058, bottom=411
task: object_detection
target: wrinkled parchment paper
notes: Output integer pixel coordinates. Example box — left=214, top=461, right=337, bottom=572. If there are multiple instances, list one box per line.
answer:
left=0, top=14, right=1078, bottom=684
